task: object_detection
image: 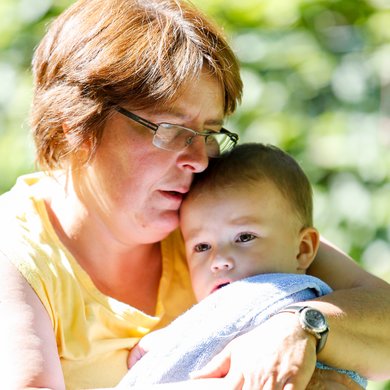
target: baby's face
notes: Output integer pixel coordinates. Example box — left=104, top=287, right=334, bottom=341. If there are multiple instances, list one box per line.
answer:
left=180, top=180, right=304, bottom=301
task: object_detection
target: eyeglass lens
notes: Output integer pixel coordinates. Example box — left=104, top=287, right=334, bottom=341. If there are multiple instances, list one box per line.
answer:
left=153, top=124, right=232, bottom=157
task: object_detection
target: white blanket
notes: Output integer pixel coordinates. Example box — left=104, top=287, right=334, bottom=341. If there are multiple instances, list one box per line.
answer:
left=117, top=273, right=366, bottom=388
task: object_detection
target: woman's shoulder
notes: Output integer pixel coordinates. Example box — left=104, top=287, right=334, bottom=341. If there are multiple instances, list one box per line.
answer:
left=0, top=172, right=79, bottom=320
left=0, top=172, right=56, bottom=252
left=0, top=172, right=47, bottom=217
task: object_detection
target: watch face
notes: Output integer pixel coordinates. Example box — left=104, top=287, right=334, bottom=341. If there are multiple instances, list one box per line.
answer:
left=304, top=309, right=327, bottom=332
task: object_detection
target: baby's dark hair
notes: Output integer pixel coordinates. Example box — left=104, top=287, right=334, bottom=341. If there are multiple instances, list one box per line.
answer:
left=189, top=143, right=314, bottom=227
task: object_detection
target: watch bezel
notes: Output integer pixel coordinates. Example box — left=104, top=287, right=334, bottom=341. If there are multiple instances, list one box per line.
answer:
left=300, top=307, right=328, bottom=334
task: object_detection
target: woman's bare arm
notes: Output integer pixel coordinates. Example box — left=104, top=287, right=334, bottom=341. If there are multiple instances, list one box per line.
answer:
left=305, top=237, right=390, bottom=379
left=0, top=254, right=65, bottom=389
left=0, top=255, right=242, bottom=390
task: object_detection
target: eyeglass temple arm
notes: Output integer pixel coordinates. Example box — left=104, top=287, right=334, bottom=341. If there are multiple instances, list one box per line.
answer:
left=116, top=107, right=158, bottom=132
left=220, top=128, right=239, bottom=144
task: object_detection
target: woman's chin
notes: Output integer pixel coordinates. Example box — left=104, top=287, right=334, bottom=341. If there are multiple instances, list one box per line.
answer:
left=144, top=210, right=180, bottom=240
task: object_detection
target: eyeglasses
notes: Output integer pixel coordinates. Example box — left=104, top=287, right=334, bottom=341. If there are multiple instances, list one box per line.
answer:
left=116, top=106, right=239, bottom=158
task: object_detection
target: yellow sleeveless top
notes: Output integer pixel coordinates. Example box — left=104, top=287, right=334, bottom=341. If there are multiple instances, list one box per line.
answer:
left=0, top=173, right=196, bottom=389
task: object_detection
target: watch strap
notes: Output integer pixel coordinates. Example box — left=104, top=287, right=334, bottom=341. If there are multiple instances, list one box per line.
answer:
left=278, top=305, right=329, bottom=353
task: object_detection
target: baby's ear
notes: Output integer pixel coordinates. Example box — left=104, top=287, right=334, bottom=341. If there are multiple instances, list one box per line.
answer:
left=296, top=227, right=320, bottom=271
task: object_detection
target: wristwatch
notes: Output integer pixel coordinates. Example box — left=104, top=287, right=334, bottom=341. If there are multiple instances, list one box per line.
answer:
left=278, top=305, right=329, bottom=353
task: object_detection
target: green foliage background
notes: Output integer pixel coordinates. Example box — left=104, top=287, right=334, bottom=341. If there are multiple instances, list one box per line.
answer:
left=0, top=0, right=389, bottom=386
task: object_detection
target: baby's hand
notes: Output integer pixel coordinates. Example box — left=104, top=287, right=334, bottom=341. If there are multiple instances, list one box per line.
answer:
left=127, top=343, right=147, bottom=369
left=127, top=327, right=168, bottom=369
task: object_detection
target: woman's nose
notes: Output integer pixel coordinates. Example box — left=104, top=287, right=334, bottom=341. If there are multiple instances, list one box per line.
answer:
left=177, top=136, right=209, bottom=173
left=211, top=255, right=234, bottom=273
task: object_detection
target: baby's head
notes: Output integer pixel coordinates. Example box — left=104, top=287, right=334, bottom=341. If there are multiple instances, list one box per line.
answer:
left=180, top=143, right=320, bottom=301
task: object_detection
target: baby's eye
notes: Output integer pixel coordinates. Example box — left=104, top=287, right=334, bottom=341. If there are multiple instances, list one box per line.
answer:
left=235, top=233, right=256, bottom=243
left=194, top=243, right=211, bottom=253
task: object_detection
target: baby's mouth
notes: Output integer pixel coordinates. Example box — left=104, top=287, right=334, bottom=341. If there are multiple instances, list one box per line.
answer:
left=211, top=282, right=231, bottom=294
left=217, top=282, right=230, bottom=289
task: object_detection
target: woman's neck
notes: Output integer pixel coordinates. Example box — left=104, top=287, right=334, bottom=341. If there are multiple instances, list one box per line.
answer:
left=42, top=172, right=163, bottom=314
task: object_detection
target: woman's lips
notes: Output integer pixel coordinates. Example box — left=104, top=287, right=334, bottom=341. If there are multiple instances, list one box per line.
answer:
left=158, top=190, right=184, bottom=206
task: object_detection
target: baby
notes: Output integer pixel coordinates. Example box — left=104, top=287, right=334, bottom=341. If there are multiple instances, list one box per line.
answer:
left=117, top=143, right=366, bottom=389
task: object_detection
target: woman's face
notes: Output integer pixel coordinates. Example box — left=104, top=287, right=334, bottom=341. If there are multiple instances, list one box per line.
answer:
left=73, top=70, right=225, bottom=245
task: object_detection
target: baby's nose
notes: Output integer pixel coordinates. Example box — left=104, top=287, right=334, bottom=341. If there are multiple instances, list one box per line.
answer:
left=211, top=256, right=234, bottom=272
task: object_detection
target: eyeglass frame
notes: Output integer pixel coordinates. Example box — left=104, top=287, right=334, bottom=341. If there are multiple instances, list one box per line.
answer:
left=115, top=106, right=239, bottom=156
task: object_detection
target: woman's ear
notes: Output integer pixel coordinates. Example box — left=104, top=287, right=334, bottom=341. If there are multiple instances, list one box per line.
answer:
left=296, top=227, right=320, bottom=272
left=62, top=123, right=91, bottom=164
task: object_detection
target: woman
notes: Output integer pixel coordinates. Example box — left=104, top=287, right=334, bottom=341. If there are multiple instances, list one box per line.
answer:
left=0, top=0, right=389, bottom=389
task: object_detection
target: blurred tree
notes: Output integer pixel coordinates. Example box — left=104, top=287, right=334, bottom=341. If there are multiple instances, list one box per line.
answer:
left=0, top=0, right=389, bottom=387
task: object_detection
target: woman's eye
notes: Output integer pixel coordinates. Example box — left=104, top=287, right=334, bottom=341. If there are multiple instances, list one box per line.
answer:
left=194, top=243, right=211, bottom=253
left=236, top=233, right=256, bottom=243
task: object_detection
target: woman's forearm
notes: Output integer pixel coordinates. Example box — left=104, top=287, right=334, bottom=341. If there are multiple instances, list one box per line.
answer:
left=306, top=238, right=390, bottom=379
left=304, top=286, right=390, bottom=379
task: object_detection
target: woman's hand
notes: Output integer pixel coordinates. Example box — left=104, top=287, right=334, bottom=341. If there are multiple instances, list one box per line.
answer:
left=192, top=312, right=318, bottom=389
